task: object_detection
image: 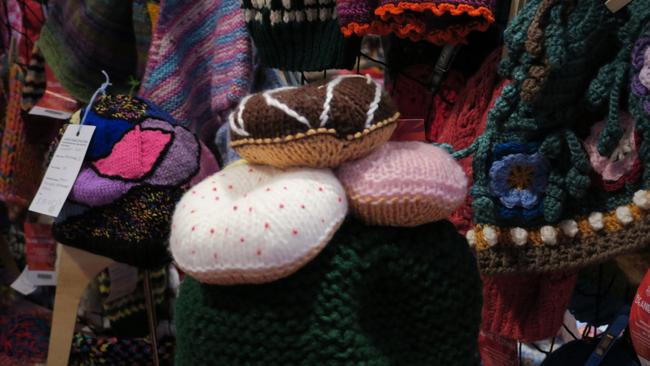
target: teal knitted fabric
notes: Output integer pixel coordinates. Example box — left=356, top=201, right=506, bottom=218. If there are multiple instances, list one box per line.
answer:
left=175, top=219, right=482, bottom=366
left=466, top=0, right=650, bottom=274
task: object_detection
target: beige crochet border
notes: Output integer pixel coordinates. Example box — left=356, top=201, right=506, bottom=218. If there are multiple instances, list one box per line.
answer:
left=468, top=189, right=650, bottom=250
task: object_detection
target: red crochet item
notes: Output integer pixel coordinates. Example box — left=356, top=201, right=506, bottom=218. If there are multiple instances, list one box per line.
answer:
left=436, top=49, right=504, bottom=234
left=387, top=66, right=464, bottom=142
left=0, top=65, right=61, bottom=209
left=481, top=272, right=578, bottom=343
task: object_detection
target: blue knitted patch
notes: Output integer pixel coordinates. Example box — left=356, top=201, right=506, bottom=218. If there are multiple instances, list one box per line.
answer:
left=83, top=111, right=134, bottom=160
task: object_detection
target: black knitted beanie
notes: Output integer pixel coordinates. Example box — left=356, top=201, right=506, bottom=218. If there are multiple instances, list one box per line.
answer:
left=240, top=0, right=361, bottom=71
left=175, top=218, right=482, bottom=365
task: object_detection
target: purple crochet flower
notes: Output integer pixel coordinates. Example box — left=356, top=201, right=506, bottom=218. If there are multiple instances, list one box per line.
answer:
left=631, top=34, right=650, bottom=115
left=489, top=152, right=549, bottom=209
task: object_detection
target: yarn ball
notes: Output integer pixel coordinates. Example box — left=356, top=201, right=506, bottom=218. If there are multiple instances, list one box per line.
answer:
left=175, top=218, right=482, bottom=365
left=170, top=162, right=348, bottom=284
left=52, top=95, right=219, bottom=268
left=336, top=141, right=467, bottom=226
left=230, top=74, right=399, bottom=168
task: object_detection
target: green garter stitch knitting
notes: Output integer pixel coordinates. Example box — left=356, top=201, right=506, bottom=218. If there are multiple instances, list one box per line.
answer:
left=175, top=219, right=482, bottom=366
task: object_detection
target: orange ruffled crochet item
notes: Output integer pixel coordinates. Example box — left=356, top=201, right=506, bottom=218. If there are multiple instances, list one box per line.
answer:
left=340, top=2, right=495, bottom=45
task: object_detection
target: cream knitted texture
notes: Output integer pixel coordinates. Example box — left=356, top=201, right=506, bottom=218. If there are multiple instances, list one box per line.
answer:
left=170, top=162, right=348, bottom=284
left=336, top=141, right=468, bottom=226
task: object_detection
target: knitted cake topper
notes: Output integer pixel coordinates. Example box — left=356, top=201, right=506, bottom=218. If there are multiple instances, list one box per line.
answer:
left=463, top=0, right=650, bottom=274
left=337, top=141, right=467, bottom=227
left=337, top=0, right=496, bottom=45
left=53, top=94, right=219, bottom=268
left=170, top=162, right=348, bottom=285
left=230, top=74, right=400, bottom=168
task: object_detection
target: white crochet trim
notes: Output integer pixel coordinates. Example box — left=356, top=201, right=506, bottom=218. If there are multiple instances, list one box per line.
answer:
left=588, top=212, right=604, bottom=231
left=540, top=226, right=557, bottom=245
left=263, top=87, right=312, bottom=129
left=559, top=220, right=578, bottom=237
left=466, top=230, right=476, bottom=248
left=510, top=227, right=528, bottom=246
left=634, top=190, right=650, bottom=210
left=615, top=206, right=633, bottom=225
left=483, top=226, right=498, bottom=247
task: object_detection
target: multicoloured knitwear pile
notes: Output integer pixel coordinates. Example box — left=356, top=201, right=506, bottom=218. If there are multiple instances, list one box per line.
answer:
left=53, top=95, right=219, bottom=268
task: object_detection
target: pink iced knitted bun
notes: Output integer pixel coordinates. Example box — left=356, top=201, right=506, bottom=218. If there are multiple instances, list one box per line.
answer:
left=170, top=162, right=348, bottom=284
left=336, top=141, right=467, bottom=227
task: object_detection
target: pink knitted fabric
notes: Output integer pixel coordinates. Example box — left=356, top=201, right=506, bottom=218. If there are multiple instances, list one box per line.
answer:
left=139, top=0, right=253, bottom=135
left=336, top=141, right=467, bottom=226
left=583, top=113, right=638, bottom=182
left=93, top=125, right=172, bottom=180
left=435, top=49, right=504, bottom=234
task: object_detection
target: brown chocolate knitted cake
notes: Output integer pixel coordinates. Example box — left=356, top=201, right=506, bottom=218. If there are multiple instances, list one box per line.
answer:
left=229, top=74, right=399, bottom=168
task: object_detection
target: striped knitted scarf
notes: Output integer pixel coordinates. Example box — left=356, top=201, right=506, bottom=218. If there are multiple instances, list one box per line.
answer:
left=139, top=0, right=253, bottom=134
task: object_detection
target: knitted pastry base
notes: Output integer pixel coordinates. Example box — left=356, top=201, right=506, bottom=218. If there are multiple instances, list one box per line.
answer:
left=232, top=119, right=398, bottom=168
left=175, top=219, right=482, bottom=365
left=350, top=194, right=454, bottom=227
left=473, top=208, right=650, bottom=274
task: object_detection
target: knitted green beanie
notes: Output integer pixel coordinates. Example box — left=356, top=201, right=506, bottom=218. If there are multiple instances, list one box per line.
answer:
left=466, top=0, right=650, bottom=274
left=240, top=0, right=361, bottom=71
left=175, top=218, right=482, bottom=365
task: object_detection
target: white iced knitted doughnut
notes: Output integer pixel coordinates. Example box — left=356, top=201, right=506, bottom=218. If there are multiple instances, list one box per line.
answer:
left=170, top=162, right=348, bottom=284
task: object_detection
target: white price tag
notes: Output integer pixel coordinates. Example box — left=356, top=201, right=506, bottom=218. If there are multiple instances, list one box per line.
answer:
left=29, top=124, right=95, bottom=217
left=10, top=268, right=38, bottom=295
left=105, top=263, right=139, bottom=302
left=26, top=269, right=57, bottom=287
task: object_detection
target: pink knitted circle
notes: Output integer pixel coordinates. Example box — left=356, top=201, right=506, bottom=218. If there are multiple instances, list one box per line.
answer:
left=336, top=141, right=467, bottom=226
